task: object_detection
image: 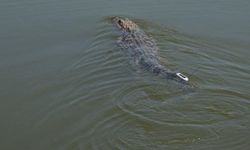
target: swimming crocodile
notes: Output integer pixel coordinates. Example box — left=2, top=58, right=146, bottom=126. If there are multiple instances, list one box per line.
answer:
left=112, top=16, right=189, bottom=84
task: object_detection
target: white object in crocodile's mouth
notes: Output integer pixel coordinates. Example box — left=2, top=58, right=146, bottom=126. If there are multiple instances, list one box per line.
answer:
left=176, top=73, right=189, bottom=81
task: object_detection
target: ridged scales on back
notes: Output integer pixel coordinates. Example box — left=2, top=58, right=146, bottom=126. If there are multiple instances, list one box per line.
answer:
left=112, top=17, right=189, bottom=84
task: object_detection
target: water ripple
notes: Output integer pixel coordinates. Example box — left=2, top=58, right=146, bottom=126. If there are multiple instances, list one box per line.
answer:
left=54, top=17, right=250, bottom=150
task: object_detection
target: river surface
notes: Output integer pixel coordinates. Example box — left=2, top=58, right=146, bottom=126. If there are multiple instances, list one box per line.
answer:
left=0, top=0, right=250, bottom=150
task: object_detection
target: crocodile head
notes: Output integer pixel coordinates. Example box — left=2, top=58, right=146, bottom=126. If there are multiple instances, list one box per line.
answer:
left=165, top=72, right=189, bottom=84
left=112, top=17, right=138, bottom=32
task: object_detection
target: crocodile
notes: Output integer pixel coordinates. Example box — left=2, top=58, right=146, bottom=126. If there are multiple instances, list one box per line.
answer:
left=112, top=16, right=189, bottom=84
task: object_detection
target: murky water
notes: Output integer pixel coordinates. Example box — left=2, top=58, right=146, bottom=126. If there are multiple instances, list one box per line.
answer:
left=0, top=0, right=250, bottom=150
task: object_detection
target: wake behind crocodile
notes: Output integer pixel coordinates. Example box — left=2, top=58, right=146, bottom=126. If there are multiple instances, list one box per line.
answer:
left=112, top=17, right=189, bottom=84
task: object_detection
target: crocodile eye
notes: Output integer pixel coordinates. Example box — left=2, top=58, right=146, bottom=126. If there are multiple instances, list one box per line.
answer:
left=118, top=20, right=122, bottom=25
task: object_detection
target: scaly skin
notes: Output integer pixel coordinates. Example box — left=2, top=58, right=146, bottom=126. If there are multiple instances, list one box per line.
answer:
left=112, top=16, right=189, bottom=84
